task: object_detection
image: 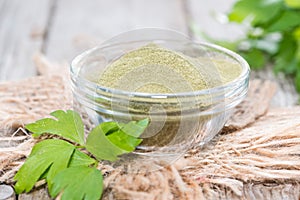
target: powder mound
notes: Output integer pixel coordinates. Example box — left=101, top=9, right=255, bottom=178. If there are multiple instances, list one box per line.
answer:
left=98, top=44, right=241, bottom=93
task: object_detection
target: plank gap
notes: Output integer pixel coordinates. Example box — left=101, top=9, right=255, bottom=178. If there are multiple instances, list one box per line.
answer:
left=0, top=0, right=53, bottom=81
left=41, top=0, right=58, bottom=54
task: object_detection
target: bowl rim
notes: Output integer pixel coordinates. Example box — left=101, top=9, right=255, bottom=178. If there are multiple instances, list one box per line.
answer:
left=71, top=41, right=250, bottom=99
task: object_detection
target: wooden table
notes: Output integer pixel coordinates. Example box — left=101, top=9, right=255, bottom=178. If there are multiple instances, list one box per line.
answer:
left=0, top=0, right=299, bottom=199
left=0, top=0, right=297, bottom=105
left=0, top=0, right=256, bottom=81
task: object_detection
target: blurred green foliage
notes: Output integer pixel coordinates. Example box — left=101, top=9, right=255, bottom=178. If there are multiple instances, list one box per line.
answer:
left=215, top=0, right=300, bottom=93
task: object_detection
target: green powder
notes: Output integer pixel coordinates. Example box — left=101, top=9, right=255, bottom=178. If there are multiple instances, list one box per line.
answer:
left=98, top=44, right=241, bottom=93
left=96, top=44, right=242, bottom=147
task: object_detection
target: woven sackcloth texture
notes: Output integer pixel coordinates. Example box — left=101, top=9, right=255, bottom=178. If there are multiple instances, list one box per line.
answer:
left=0, top=57, right=299, bottom=199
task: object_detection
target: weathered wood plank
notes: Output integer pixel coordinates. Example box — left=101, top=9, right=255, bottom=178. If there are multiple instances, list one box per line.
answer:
left=251, top=67, right=299, bottom=107
left=44, top=0, right=188, bottom=62
left=18, top=188, right=51, bottom=200
left=0, top=0, right=52, bottom=81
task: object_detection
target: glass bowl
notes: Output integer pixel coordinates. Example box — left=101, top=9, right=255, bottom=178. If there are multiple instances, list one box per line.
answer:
left=70, top=30, right=250, bottom=170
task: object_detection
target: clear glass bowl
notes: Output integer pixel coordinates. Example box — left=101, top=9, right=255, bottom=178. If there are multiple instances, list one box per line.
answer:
left=70, top=30, right=250, bottom=170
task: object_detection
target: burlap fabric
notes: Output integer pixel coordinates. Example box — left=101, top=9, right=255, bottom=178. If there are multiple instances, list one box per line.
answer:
left=0, top=56, right=299, bottom=199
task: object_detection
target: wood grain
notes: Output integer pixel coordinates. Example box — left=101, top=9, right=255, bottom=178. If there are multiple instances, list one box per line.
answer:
left=0, top=0, right=53, bottom=81
left=18, top=188, right=51, bottom=200
left=251, top=67, right=299, bottom=107
left=225, top=80, right=276, bottom=131
left=44, top=0, right=188, bottom=62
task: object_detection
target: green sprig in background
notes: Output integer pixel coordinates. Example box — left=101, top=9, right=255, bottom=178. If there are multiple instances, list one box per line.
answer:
left=200, top=0, right=300, bottom=94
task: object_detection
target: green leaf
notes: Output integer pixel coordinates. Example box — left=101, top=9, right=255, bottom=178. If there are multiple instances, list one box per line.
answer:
left=206, top=0, right=300, bottom=95
left=69, top=149, right=97, bottom=168
left=120, top=118, right=149, bottom=137
left=228, top=0, right=283, bottom=26
left=241, top=49, right=266, bottom=69
left=294, top=27, right=300, bottom=60
left=14, top=139, right=75, bottom=194
left=285, top=0, right=300, bottom=8
left=214, top=41, right=240, bottom=51
left=294, top=27, right=300, bottom=39
left=275, top=57, right=298, bottom=75
left=35, top=149, right=95, bottom=181
left=50, top=166, right=103, bottom=200
left=98, top=121, right=119, bottom=135
left=25, top=110, right=85, bottom=145
left=274, top=34, right=298, bottom=74
left=86, top=119, right=148, bottom=161
left=107, top=130, right=142, bottom=151
left=14, top=109, right=149, bottom=199
left=86, top=125, right=128, bottom=162
left=267, top=11, right=300, bottom=32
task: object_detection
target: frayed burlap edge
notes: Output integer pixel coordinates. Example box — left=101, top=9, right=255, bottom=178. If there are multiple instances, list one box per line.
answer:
left=99, top=107, right=300, bottom=200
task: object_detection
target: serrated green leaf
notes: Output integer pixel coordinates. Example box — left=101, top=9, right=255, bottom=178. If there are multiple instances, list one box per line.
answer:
left=285, top=0, right=300, bottom=8
left=37, top=150, right=96, bottom=182
left=25, top=110, right=85, bottom=145
left=86, top=119, right=148, bottom=161
left=14, top=139, right=75, bottom=194
left=267, top=11, right=300, bottom=32
left=107, top=130, right=142, bottom=151
left=120, top=118, right=149, bottom=137
left=69, top=149, right=97, bottom=167
left=50, top=166, right=103, bottom=200
left=86, top=125, right=127, bottom=161
left=228, top=0, right=283, bottom=26
left=241, top=49, right=266, bottom=69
